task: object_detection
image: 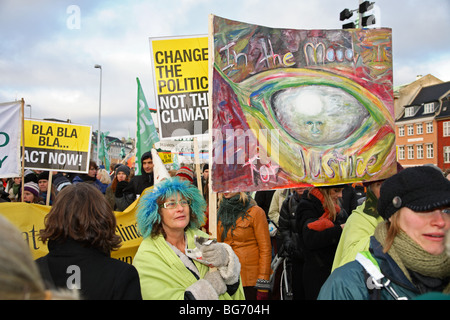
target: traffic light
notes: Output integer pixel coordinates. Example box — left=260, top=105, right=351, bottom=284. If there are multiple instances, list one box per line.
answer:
left=340, top=8, right=353, bottom=21
left=342, top=22, right=356, bottom=29
left=359, top=1, right=374, bottom=13
left=339, top=1, right=376, bottom=29
left=360, top=1, right=376, bottom=27
left=362, top=15, right=376, bottom=27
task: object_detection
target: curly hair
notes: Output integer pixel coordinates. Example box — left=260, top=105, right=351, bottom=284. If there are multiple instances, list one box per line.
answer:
left=136, top=177, right=206, bottom=239
left=39, top=183, right=122, bottom=254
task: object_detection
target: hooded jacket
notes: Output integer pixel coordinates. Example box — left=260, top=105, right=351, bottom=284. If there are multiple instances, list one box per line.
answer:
left=120, top=151, right=154, bottom=208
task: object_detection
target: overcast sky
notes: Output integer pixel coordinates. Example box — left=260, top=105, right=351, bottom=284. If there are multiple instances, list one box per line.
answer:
left=1, top=0, right=449, bottom=140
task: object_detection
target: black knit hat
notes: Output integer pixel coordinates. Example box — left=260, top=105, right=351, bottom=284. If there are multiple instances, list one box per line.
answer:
left=38, top=171, right=49, bottom=181
left=116, top=164, right=130, bottom=177
left=377, top=166, right=450, bottom=220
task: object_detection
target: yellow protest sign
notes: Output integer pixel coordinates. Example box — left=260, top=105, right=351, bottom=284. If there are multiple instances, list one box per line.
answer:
left=23, top=119, right=92, bottom=173
left=150, top=35, right=209, bottom=138
left=158, top=151, right=173, bottom=164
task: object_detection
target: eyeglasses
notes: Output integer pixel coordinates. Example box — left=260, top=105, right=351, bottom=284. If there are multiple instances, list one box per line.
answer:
left=161, top=199, right=191, bottom=209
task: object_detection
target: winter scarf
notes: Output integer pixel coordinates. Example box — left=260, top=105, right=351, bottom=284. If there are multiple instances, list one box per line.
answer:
left=218, top=194, right=254, bottom=242
left=307, top=188, right=341, bottom=232
left=374, top=221, right=450, bottom=294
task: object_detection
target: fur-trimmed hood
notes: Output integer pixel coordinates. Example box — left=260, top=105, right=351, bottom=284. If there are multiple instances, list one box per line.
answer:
left=136, top=177, right=206, bottom=238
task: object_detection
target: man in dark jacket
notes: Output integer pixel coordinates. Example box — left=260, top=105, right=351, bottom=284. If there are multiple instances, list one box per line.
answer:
left=117, top=151, right=154, bottom=209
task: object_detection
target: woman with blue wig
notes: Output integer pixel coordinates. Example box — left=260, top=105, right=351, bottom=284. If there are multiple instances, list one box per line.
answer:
left=133, top=152, right=244, bottom=300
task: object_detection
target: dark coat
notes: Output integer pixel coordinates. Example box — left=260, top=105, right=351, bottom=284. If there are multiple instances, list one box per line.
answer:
left=35, top=239, right=142, bottom=300
left=120, top=151, right=154, bottom=208
left=295, top=190, right=347, bottom=299
left=279, top=190, right=302, bottom=259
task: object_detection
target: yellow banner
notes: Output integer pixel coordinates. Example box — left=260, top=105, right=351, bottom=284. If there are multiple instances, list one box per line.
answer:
left=0, top=201, right=143, bottom=264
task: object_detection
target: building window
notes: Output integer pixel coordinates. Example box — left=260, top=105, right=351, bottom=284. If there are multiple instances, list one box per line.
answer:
left=444, top=122, right=450, bottom=137
left=426, top=143, right=434, bottom=159
left=405, top=107, right=414, bottom=117
left=398, top=146, right=405, bottom=160
left=416, top=123, right=423, bottom=135
left=416, top=144, right=423, bottom=159
left=424, top=102, right=435, bottom=114
left=407, top=145, right=414, bottom=159
left=398, top=126, right=405, bottom=137
left=426, top=122, right=434, bottom=133
left=444, top=146, right=450, bottom=163
left=407, top=124, right=414, bottom=136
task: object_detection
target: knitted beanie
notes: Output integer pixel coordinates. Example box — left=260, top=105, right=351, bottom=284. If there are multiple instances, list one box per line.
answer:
left=53, top=174, right=72, bottom=192
left=37, top=171, right=49, bottom=182
left=24, top=182, right=39, bottom=197
left=176, top=166, right=194, bottom=183
left=116, top=164, right=130, bottom=177
left=377, top=166, right=450, bottom=220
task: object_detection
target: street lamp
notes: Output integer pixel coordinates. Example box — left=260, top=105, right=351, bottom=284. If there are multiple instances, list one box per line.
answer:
left=25, top=104, right=32, bottom=118
left=94, top=64, right=102, bottom=166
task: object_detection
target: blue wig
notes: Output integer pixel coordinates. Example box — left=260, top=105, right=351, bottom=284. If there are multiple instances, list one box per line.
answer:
left=136, top=177, right=206, bottom=238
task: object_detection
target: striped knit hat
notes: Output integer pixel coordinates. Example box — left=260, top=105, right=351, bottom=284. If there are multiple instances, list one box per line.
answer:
left=24, top=182, right=39, bottom=197
left=176, top=166, right=194, bottom=183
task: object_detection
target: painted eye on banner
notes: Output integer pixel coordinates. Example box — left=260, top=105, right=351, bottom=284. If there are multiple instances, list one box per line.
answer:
left=270, top=85, right=369, bottom=145
left=228, top=67, right=392, bottom=150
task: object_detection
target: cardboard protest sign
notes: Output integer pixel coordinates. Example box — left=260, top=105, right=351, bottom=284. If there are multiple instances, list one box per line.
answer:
left=150, top=35, right=209, bottom=139
left=209, top=16, right=397, bottom=192
left=23, top=119, right=92, bottom=173
left=0, top=101, right=22, bottom=178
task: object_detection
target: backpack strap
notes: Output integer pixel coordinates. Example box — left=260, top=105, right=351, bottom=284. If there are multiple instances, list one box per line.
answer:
left=356, top=251, right=408, bottom=300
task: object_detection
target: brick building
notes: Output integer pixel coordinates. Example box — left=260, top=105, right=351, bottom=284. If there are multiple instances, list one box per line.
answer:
left=396, top=81, right=450, bottom=170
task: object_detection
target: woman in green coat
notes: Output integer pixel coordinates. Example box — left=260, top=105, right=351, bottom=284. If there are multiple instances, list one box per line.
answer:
left=133, top=176, right=244, bottom=300
left=319, top=166, right=450, bottom=300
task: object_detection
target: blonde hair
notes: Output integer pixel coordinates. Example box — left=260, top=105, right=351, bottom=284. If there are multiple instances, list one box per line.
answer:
left=312, top=187, right=341, bottom=221
left=97, top=168, right=111, bottom=184
left=0, top=215, right=78, bottom=300
left=383, top=211, right=401, bottom=253
left=218, top=192, right=249, bottom=205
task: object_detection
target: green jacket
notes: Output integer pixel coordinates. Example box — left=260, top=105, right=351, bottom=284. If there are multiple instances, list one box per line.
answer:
left=332, top=201, right=384, bottom=272
left=133, top=228, right=245, bottom=300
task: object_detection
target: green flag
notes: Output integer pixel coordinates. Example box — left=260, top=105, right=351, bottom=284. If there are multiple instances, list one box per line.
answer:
left=98, top=131, right=110, bottom=170
left=135, top=77, right=159, bottom=175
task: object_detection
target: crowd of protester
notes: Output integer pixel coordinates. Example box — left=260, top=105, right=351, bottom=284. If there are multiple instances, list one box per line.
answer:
left=1, top=152, right=449, bottom=300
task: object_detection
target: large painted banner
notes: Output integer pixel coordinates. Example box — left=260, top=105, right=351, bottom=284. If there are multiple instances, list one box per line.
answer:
left=150, top=35, right=209, bottom=139
left=0, top=101, right=22, bottom=178
left=23, top=119, right=92, bottom=173
left=209, top=16, right=397, bottom=192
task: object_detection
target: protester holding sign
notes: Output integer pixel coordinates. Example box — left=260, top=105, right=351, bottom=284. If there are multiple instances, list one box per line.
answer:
left=37, top=171, right=55, bottom=205
left=35, top=183, right=142, bottom=300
